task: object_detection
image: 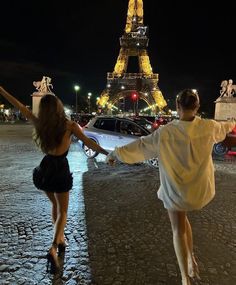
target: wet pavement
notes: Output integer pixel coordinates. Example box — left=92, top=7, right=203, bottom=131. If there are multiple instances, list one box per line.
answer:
left=0, top=124, right=236, bottom=285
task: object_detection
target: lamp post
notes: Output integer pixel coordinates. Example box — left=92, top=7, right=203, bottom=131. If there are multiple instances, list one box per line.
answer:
left=74, top=85, right=80, bottom=114
left=87, top=92, right=92, bottom=114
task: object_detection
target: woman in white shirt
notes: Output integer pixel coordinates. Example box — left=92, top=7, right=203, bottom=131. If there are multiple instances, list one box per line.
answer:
left=107, top=89, right=235, bottom=285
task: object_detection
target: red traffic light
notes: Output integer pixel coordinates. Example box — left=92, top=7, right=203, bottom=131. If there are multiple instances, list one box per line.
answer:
left=131, top=92, right=138, bottom=101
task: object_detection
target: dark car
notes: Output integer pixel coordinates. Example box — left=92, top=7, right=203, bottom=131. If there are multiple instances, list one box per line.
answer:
left=213, top=126, right=236, bottom=156
left=71, top=113, right=95, bottom=127
left=79, top=116, right=159, bottom=168
left=139, top=115, right=171, bottom=130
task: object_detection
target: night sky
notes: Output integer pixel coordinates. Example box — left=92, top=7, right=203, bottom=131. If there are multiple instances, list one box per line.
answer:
left=0, top=0, right=235, bottom=116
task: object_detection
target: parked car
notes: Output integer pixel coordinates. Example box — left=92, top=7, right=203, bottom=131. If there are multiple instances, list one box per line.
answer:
left=71, top=113, right=95, bottom=127
left=138, top=115, right=171, bottom=130
left=213, top=126, right=236, bottom=156
left=71, top=113, right=95, bottom=142
left=79, top=116, right=159, bottom=168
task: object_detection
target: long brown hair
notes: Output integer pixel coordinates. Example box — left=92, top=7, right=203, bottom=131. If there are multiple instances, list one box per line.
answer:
left=34, top=94, right=67, bottom=153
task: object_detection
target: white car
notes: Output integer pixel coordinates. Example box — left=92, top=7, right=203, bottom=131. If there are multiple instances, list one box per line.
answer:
left=79, top=116, right=159, bottom=168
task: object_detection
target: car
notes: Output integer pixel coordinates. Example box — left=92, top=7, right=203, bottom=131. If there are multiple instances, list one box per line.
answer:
left=213, top=126, right=236, bottom=156
left=71, top=113, right=95, bottom=127
left=71, top=113, right=95, bottom=142
left=79, top=115, right=159, bottom=168
left=138, top=115, right=172, bottom=130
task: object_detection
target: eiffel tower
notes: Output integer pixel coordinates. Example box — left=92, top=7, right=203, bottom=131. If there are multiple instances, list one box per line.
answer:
left=97, top=0, right=167, bottom=114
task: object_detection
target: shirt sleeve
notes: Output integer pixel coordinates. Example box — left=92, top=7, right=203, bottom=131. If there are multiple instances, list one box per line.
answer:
left=211, top=120, right=236, bottom=143
left=113, top=129, right=160, bottom=164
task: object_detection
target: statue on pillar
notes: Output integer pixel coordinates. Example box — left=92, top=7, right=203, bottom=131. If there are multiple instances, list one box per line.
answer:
left=33, top=76, right=54, bottom=94
left=32, top=76, right=55, bottom=115
left=219, top=79, right=236, bottom=98
left=215, top=78, right=236, bottom=120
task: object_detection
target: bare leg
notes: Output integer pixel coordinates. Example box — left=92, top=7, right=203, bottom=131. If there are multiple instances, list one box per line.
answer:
left=44, top=191, right=69, bottom=265
left=185, top=218, right=200, bottom=279
left=44, top=191, right=57, bottom=224
left=53, top=191, right=69, bottom=245
left=168, top=210, right=191, bottom=285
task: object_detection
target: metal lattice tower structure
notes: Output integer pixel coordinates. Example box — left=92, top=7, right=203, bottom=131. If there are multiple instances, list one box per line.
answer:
left=97, top=0, right=167, bottom=113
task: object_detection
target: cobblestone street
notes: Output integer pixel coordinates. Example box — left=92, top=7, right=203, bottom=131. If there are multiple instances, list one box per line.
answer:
left=0, top=124, right=236, bottom=285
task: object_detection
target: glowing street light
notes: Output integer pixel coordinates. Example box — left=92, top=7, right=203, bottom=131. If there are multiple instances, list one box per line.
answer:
left=74, top=85, right=80, bottom=113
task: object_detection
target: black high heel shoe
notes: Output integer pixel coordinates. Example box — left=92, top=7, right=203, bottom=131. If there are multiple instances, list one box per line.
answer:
left=46, top=243, right=60, bottom=274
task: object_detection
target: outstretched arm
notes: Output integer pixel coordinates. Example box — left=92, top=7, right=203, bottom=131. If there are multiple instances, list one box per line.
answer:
left=212, top=119, right=236, bottom=143
left=71, top=121, right=108, bottom=155
left=0, top=86, right=37, bottom=122
left=110, top=130, right=160, bottom=164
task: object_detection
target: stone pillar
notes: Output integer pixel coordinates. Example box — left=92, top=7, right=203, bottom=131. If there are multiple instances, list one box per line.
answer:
left=31, top=93, right=42, bottom=116
left=31, top=92, right=44, bottom=116
left=214, top=97, right=236, bottom=120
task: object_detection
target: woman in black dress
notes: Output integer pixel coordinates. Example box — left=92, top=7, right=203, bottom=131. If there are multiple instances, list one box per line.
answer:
left=0, top=86, right=108, bottom=273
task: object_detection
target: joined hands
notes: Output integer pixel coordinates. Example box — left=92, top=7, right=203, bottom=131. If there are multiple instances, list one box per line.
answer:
left=106, top=152, right=117, bottom=166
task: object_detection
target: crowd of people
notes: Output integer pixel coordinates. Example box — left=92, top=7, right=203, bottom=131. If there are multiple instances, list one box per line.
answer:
left=0, top=110, right=29, bottom=122
left=0, top=112, right=17, bottom=122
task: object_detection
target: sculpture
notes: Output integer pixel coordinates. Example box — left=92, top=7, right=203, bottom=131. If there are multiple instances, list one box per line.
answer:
left=215, top=79, right=236, bottom=121
left=219, top=79, right=236, bottom=97
left=33, top=76, right=54, bottom=94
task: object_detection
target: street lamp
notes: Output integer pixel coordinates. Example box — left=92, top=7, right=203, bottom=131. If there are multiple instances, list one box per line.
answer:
left=87, top=92, right=92, bottom=114
left=74, top=85, right=80, bottom=114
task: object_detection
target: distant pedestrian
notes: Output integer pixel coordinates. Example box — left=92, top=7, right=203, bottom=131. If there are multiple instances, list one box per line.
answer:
left=0, top=86, right=108, bottom=274
left=106, top=89, right=235, bottom=285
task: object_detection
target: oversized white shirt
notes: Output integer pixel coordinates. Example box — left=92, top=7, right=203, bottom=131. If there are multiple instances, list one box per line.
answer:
left=110, top=117, right=235, bottom=211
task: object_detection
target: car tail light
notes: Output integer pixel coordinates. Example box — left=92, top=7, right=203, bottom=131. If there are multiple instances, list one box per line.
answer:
left=153, top=122, right=159, bottom=129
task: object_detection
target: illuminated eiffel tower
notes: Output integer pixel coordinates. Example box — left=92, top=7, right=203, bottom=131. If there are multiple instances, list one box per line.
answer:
left=97, top=0, right=167, bottom=114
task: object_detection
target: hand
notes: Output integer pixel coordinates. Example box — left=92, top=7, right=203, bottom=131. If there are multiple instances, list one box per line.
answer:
left=105, top=152, right=116, bottom=166
left=107, top=158, right=116, bottom=166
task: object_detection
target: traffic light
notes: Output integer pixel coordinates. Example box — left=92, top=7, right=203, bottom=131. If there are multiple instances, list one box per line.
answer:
left=131, top=92, right=138, bottom=101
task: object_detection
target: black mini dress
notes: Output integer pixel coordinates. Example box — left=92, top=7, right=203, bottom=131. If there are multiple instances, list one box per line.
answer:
left=33, top=150, right=73, bottom=193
